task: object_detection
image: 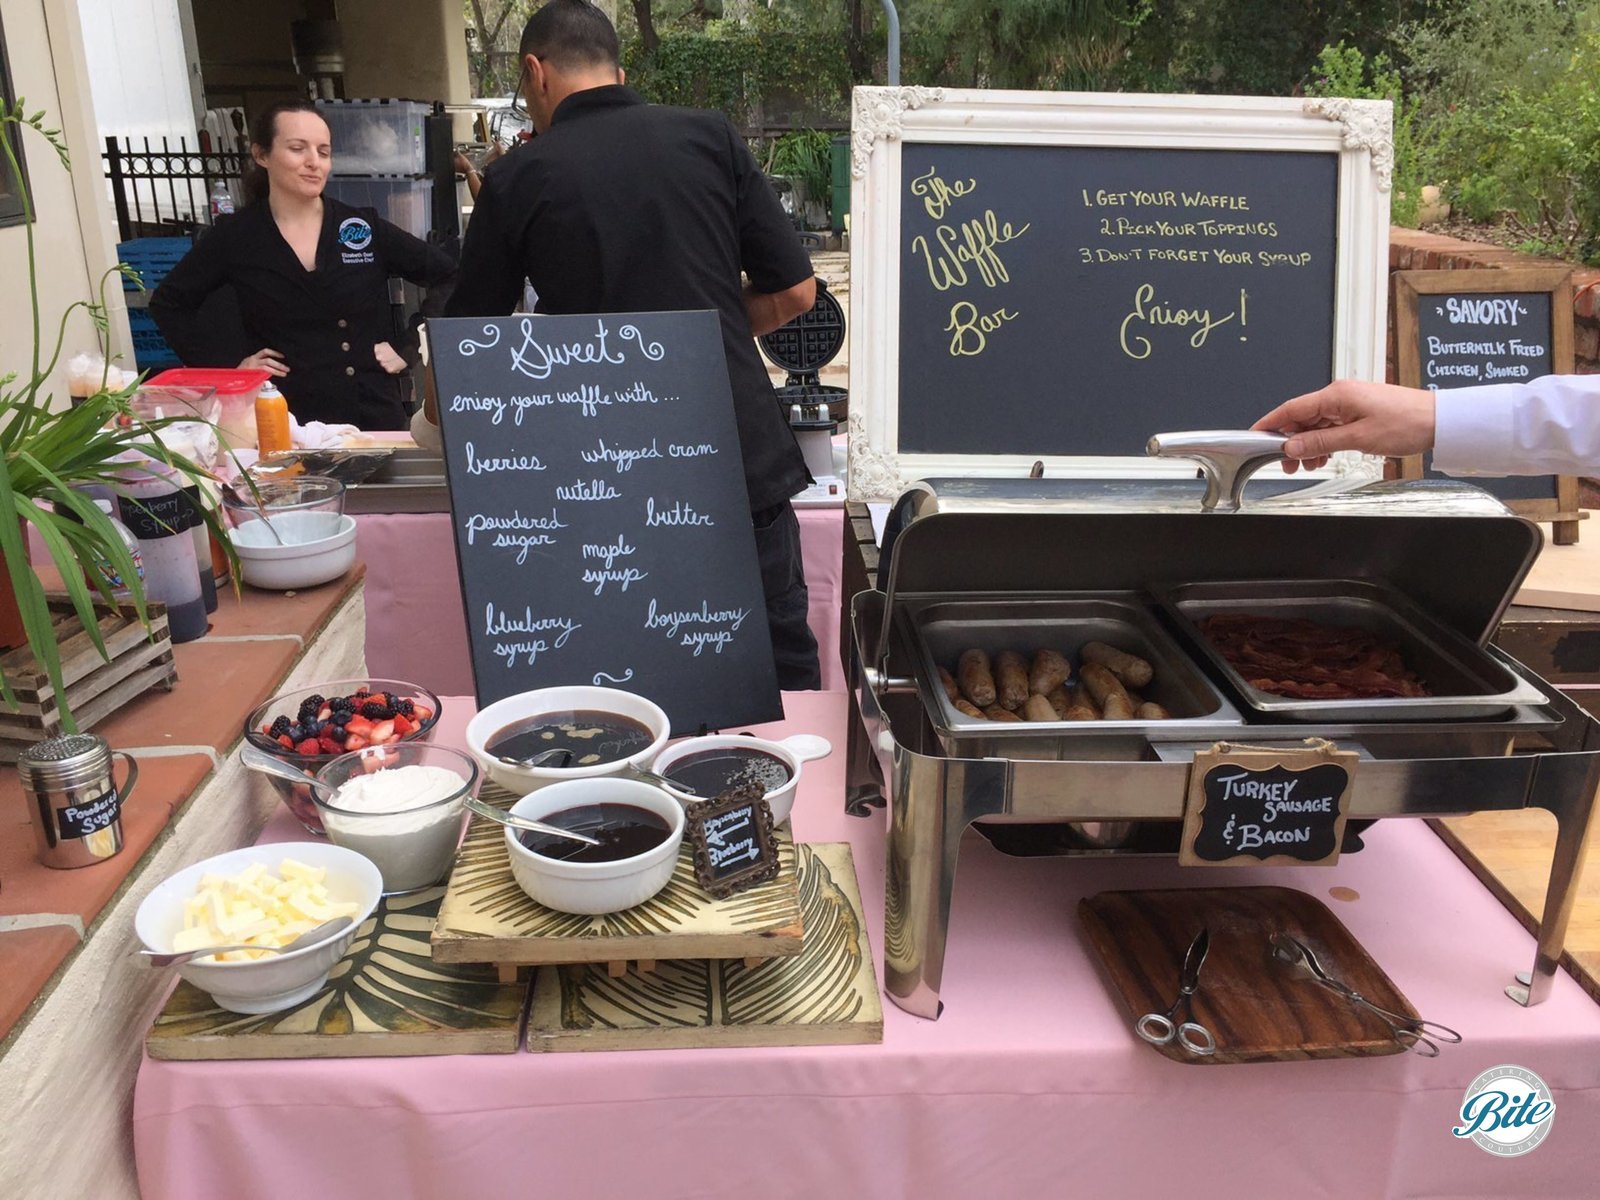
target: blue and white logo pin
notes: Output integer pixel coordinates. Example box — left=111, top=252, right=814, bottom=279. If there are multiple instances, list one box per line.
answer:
left=338, top=216, right=373, bottom=251
left=1453, top=1064, right=1555, bottom=1156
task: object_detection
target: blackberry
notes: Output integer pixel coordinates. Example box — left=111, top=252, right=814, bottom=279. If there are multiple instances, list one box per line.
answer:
left=268, top=715, right=293, bottom=739
left=329, top=696, right=355, bottom=715
left=298, top=694, right=326, bottom=722
left=394, top=698, right=415, bottom=717
left=361, top=699, right=394, bottom=720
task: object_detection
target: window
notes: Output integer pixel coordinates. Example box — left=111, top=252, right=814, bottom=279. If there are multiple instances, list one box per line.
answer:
left=0, top=11, right=30, bottom=228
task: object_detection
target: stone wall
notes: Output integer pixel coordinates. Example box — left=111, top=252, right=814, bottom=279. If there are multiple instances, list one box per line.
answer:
left=1387, top=228, right=1600, bottom=381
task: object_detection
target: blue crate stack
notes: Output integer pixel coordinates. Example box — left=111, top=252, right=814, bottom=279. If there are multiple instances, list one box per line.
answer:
left=118, top=236, right=192, bottom=371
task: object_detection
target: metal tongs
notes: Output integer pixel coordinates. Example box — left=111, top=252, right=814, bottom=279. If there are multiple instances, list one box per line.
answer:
left=1269, top=932, right=1463, bottom=1057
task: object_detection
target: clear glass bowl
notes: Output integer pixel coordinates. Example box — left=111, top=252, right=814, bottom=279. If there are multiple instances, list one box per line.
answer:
left=313, top=744, right=480, bottom=894
left=224, top=475, right=346, bottom=544
left=243, top=678, right=442, bottom=835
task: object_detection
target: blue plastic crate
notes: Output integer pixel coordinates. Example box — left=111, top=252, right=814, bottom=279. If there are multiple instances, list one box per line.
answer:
left=127, top=307, right=181, bottom=370
left=118, top=237, right=192, bottom=294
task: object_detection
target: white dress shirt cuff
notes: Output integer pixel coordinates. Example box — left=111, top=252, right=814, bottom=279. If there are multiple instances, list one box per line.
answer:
left=1433, top=386, right=1516, bottom=476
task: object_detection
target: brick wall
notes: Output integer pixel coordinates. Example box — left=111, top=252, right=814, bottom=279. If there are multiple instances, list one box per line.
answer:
left=1387, top=228, right=1600, bottom=382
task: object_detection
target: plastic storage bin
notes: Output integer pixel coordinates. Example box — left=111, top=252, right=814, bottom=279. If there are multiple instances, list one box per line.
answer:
left=315, top=99, right=430, bottom=176
left=118, top=237, right=193, bottom=295
left=323, top=175, right=434, bottom=240
left=144, top=367, right=272, bottom=449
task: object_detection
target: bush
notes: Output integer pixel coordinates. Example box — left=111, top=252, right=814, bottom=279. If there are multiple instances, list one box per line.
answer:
left=1454, top=175, right=1504, bottom=224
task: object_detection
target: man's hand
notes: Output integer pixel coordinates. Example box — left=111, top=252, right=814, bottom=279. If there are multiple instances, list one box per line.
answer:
left=745, top=275, right=816, bottom=337
left=374, top=342, right=407, bottom=374
left=1253, top=380, right=1437, bottom=473
left=239, top=348, right=288, bottom=376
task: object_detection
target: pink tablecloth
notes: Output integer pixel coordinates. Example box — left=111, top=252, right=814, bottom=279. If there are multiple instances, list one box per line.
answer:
left=134, top=691, right=1600, bottom=1199
left=356, top=506, right=847, bottom=696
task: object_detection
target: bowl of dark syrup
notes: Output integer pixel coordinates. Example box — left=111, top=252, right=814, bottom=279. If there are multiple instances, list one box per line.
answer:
left=651, top=732, right=831, bottom=824
left=465, top=686, right=672, bottom=797
left=503, top=778, right=685, bottom=914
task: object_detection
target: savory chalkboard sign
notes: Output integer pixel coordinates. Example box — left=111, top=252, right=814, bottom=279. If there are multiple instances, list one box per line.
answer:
left=426, top=311, right=782, bottom=734
left=895, top=144, right=1338, bottom=457
left=1394, top=268, right=1580, bottom=542
left=1179, top=744, right=1356, bottom=868
left=687, top=784, right=780, bottom=898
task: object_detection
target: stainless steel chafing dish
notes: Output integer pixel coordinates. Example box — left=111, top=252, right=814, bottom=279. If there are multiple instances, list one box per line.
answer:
left=847, top=432, right=1600, bottom=1020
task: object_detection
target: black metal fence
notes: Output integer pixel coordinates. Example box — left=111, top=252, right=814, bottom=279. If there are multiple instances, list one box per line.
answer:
left=102, top=136, right=248, bottom=242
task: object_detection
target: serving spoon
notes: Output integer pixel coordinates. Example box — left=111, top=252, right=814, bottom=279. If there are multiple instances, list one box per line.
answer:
left=493, top=748, right=696, bottom=796
left=462, top=794, right=603, bottom=846
left=140, top=916, right=354, bottom=968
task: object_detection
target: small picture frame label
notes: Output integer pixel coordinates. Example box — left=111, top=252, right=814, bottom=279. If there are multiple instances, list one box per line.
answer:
left=1179, top=742, right=1357, bottom=867
left=686, top=784, right=780, bottom=898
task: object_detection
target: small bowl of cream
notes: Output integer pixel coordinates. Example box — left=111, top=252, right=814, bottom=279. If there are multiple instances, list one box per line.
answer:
left=312, top=744, right=481, bottom=894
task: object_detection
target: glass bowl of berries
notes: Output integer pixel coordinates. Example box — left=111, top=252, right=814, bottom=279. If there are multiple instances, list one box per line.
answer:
left=243, top=679, right=442, bottom=834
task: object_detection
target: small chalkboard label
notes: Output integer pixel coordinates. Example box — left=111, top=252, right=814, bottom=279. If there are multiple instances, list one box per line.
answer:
left=1179, top=744, right=1356, bottom=867
left=54, top=786, right=121, bottom=841
left=687, top=784, right=779, bottom=898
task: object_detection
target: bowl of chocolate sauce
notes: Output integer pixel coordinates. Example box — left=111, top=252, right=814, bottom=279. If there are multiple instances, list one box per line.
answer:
left=651, top=732, right=832, bottom=824
left=465, top=686, right=671, bottom=797
left=503, top=777, right=685, bottom=914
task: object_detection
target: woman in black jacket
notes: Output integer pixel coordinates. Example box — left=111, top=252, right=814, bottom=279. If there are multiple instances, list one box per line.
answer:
left=151, top=101, right=455, bottom=430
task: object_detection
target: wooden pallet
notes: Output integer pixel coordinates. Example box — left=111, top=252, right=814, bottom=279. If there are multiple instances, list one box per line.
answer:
left=528, top=842, right=882, bottom=1051
left=431, top=781, right=806, bottom=977
left=0, top=596, right=175, bottom=761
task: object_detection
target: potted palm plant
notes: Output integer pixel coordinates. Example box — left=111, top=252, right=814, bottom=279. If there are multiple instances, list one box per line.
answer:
left=1, top=99, right=234, bottom=732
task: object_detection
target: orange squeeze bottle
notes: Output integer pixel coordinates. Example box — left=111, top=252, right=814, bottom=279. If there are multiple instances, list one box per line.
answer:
left=254, top=382, right=292, bottom=456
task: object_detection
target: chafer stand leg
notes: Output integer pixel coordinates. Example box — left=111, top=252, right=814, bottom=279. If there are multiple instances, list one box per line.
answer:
left=1508, top=755, right=1600, bottom=1006
left=884, top=756, right=1006, bottom=1019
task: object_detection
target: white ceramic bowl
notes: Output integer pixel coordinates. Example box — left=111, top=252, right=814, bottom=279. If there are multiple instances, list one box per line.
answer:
left=233, top=513, right=357, bottom=589
left=504, top=777, right=685, bottom=914
left=465, top=686, right=671, bottom=796
left=650, top=733, right=832, bottom=825
left=134, top=842, right=382, bottom=1014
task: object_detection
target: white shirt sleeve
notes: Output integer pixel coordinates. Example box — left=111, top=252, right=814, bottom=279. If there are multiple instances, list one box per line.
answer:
left=1433, top=375, right=1600, bottom=476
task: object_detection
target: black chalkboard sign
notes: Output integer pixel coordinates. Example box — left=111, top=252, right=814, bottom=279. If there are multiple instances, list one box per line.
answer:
left=895, top=144, right=1338, bottom=456
left=427, top=311, right=782, bottom=734
left=1180, top=746, right=1355, bottom=867
left=56, top=786, right=120, bottom=841
left=687, top=784, right=779, bottom=898
left=1394, top=268, right=1579, bottom=540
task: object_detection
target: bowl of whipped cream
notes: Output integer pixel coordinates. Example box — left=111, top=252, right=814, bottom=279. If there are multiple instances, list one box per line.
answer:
left=312, top=744, right=481, bottom=894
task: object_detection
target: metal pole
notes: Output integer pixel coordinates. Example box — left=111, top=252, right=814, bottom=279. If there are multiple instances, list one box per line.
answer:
left=879, top=0, right=901, bottom=85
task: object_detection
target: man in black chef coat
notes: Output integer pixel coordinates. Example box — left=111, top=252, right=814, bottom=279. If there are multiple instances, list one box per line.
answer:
left=440, top=0, right=821, bottom=689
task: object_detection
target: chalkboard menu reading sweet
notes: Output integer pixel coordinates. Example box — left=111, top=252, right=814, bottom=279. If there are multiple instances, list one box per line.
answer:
left=1180, top=745, right=1356, bottom=867
left=896, top=145, right=1338, bottom=456
left=1417, top=288, right=1556, bottom=500
left=427, top=311, right=782, bottom=734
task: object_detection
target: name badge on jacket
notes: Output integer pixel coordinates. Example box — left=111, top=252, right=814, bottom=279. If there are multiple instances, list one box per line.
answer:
left=338, top=216, right=376, bottom=266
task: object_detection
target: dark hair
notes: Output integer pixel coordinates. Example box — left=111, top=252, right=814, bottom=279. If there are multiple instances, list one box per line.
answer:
left=241, top=101, right=327, bottom=206
left=519, top=0, right=619, bottom=71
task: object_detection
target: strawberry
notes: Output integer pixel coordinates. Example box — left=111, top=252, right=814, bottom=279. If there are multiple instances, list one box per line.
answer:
left=342, top=733, right=369, bottom=751
left=412, top=705, right=433, bottom=723
left=391, top=714, right=415, bottom=736
left=277, top=734, right=296, bottom=750
left=369, top=720, right=396, bottom=744
left=345, top=714, right=374, bottom=736
left=318, top=733, right=344, bottom=755
left=294, top=737, right=322, bottom=756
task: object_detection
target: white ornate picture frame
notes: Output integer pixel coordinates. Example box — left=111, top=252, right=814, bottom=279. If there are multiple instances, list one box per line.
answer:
left=847, top=87, right=1393, bottom=501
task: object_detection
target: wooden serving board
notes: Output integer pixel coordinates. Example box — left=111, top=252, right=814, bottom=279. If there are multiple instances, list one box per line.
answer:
left=146, top=887, right=530, bottom=1060
left=431, top=781, right=805, bottom=967
left=1078, top=886, right=1419, bottom=1065
left=529, top=842, right=881, bottom=1051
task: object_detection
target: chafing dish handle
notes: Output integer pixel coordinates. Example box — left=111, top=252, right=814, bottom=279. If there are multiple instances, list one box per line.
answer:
left=1145, top=431, right=1289, bottom=513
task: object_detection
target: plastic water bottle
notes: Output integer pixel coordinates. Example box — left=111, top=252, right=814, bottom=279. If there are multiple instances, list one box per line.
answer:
left=209, top=180, right=235, bottom=219
left=89, top=499, right=144, bottom=600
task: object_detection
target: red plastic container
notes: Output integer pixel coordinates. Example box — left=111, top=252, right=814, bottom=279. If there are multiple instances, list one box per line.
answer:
left=145, top=367, right=272, bottom=449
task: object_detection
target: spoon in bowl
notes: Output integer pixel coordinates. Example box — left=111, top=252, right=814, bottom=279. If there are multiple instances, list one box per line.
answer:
left=493, top=748, right=697, bottom=796
left=462, top=795, right=603, bottom=846
left=140, top=916, right=354, bottom=968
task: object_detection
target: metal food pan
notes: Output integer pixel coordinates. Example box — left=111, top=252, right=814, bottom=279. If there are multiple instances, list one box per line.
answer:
left=906, top=593, right=1245, bottom=751
left=1158, top=579, right=1547, bottom=722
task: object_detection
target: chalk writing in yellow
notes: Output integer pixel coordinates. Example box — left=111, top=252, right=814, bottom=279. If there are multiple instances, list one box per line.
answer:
left=910, top=210, right=1033, bottom=292
left=946, top=302, right=1019, bottom=357
left=1118, top=284, right=1237, bottom=360
left=911, top=167, right=977, bottom=220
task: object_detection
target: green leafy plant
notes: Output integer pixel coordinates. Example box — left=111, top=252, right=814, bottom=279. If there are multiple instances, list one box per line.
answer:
left=764, top=130, right=833, bottom=219
left=1305, top=42, right=1423, bottom=227
left=1, top=100, right=235, bottom=729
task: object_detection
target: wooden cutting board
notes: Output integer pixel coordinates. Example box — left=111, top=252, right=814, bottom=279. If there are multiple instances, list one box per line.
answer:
left=528, top=842, right=881, bottom=1051
left=1079, top=886, right=1421, bottom=1065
